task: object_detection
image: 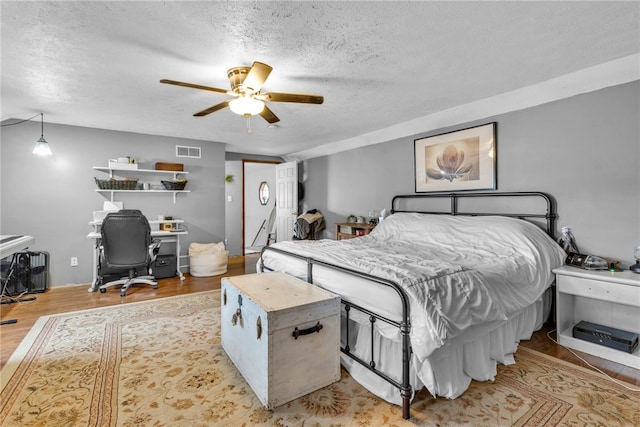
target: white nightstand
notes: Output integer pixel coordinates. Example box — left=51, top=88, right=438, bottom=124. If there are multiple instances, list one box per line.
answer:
left=553, top=266, right=640, bottom=369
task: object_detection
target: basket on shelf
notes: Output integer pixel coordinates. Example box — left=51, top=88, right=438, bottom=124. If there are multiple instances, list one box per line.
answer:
left=161, top=180, right=188, bottom=191
left=94, top=177, right=139, bottom=190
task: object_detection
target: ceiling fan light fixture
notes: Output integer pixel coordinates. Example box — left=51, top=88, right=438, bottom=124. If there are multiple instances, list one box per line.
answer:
left=229, top=96, right=265, bottom=117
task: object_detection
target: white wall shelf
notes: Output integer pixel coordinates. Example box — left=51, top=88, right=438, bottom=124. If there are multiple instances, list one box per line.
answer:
left=93, top=166, right=189, bottom=180
left=554, top=266, right=640, bottom=369
left=93, top=166, right=190, bottom=204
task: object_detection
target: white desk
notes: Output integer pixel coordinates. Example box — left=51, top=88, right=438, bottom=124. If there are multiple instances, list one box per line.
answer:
left=87, top=229, right=187, bottom=292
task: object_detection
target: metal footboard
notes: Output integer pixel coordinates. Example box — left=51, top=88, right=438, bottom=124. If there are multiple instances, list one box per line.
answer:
left=259, top=246, right=413, bottom=419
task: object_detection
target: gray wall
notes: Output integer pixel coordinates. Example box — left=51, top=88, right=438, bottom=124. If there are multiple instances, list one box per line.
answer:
left=1, top=122, right=225, bottom=286
left=303, top=81, right=640, bottom=267
left=3, top=81, right=637, bottom=285
left=224, top=160, right=243, bottom=256
left=244, top=162, right=276, bottom=250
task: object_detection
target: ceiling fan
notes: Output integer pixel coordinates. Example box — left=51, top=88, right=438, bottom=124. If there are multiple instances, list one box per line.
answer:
left=160, top=61, right=324, bottom=124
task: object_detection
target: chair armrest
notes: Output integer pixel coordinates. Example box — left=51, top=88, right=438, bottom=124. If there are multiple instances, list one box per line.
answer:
left=98, top=244, right=104, bottom=269
left=149, top=240, right=161, bottom=262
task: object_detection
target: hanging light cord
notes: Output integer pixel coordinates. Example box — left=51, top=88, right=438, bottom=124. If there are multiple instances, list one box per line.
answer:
left=0, top=113, right=42, bottom=127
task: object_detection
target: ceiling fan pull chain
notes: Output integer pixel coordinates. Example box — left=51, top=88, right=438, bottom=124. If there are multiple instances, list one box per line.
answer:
left=246, top=116, right=252, bottom=134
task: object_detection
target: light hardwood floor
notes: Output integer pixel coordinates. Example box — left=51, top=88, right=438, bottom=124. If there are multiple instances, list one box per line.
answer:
left=2, top=254, right=638, bottom=388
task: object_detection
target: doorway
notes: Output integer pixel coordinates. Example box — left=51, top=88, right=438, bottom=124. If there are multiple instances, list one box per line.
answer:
left=242, top=160, right=278, bottom=255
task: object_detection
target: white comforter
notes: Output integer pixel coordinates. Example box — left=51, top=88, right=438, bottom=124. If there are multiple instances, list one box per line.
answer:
left=261, top=213, right=566, bottom=360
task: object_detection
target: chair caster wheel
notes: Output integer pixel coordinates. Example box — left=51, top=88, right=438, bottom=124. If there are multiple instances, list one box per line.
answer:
left=120, top=290, right=126, bottom=297
left=99, top=288, right=106, bottom=293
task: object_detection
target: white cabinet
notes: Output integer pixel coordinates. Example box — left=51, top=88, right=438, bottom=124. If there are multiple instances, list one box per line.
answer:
left=553, top=266, right=640, bottom=368
left=93, top=166, right=190, bottom=204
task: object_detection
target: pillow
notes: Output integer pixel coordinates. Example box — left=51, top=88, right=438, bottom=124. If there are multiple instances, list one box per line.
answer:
left=372, top=212, right=565, bottom=263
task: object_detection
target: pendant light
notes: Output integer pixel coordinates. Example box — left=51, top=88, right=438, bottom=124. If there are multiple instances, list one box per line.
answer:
left=32, top=113, right=52, bottom=156
left=0, top=112, right=53, bottom=156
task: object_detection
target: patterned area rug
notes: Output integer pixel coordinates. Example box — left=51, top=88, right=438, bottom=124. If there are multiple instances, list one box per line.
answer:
left=1, top=291, right=638, bottom=426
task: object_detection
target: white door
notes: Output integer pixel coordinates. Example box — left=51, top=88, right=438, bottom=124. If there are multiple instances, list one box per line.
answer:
left=275, top=161, right=298, bottom=243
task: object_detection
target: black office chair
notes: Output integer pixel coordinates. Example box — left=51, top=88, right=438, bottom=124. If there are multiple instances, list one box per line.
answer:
left=98, top=210, right=160, bottom=297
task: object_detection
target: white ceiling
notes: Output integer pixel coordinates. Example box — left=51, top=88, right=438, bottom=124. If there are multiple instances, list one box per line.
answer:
left=2, top=1, right=639, bottom=160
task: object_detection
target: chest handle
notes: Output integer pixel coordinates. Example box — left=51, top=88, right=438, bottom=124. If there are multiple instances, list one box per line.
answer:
left=231, top=294, right=243, bottom=325
left=292, top=321, right=323, bottom=339
left=231, top=308, right=242, bottom=326
left=256, top=316, right=262, bottom=340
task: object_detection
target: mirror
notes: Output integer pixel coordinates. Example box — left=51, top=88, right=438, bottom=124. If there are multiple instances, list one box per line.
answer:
left=258, top=181, right=270, bottom=205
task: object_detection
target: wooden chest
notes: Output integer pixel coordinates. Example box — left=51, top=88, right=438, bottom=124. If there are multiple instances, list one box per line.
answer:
left=221, top=272, right=341, bottom=409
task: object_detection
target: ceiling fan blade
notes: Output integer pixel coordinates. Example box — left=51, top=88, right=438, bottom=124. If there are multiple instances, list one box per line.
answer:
left=262, top=92, right=324, bottom=104
left=242, top=62, right=273, bottom=93
left=160, top=79, right=229, bottom=94
left=193, top=100, right=231, bottom=117
left=259, top=105, right=280, bottom=124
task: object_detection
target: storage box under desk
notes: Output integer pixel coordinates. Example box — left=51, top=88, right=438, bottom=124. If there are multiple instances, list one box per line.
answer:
left=152, top=254, right=176, bottom=279
left=221, top=272, right=341, bottom=409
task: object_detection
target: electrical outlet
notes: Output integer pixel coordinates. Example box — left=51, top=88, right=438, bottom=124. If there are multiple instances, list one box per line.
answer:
left=71, top=257, right=78, bottom=267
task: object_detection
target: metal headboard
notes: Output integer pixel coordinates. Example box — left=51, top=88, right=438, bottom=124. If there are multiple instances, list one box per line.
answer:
left=391, top=191, right=558, bottom=239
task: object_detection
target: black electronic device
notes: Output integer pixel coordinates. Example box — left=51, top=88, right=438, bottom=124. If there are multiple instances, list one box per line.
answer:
left=566, top=252, right=608, bottom=270
left=630, top=246, right=640, bottom=274
left=0, top=251, right=49, bottom=295
left=572, top=320, right=638, bottom=354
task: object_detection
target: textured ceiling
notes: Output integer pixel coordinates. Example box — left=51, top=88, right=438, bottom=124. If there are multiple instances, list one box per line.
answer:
left=2, top=1, right=639, bottom=159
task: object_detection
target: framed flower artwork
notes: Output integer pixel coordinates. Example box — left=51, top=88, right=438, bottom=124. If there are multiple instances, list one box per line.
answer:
left=414, top=122, right=496, bottom=193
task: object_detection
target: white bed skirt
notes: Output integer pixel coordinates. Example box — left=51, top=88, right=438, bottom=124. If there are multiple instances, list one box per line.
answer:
left=340, top=287, right=553, bottom=405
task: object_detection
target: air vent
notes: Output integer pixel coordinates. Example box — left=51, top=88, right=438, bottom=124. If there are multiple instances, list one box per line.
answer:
left=176, top=145, right=201, bottom=158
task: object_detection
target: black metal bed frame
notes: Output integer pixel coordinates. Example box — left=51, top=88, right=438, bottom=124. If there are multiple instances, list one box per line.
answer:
left=260, top=191, right=558, bottom=419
